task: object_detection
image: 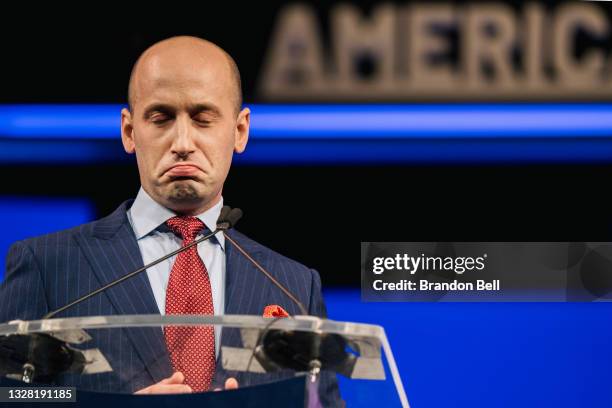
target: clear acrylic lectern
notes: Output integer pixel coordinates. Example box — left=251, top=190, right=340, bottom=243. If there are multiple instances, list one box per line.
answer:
left=0, top=315, right=409, bottom=407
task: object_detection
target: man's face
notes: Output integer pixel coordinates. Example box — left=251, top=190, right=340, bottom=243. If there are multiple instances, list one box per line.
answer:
left=121, top=45, right=249, bottom=215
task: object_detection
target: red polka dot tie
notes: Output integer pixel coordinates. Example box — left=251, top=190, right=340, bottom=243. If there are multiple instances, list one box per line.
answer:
left=164, top=216, right=215, bottom=392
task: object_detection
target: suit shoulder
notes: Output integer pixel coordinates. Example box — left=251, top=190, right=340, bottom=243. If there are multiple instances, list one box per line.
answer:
left=10, top=214, right=115, bottom=254
left=10, top=200, right=132, bottom=252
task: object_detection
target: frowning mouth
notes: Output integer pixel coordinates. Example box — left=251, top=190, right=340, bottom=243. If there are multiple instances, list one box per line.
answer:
left=165, top=164, right=201, bottom=178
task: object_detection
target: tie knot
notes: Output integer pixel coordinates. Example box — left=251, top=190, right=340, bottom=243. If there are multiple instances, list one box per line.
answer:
left=166, top=216, right=205, bottom=241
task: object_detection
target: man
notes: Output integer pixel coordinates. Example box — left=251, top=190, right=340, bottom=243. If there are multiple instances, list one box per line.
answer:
left=0, top=36, right=342, bottom=405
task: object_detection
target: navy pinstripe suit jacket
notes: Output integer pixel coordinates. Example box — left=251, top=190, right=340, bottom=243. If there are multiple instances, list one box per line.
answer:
left=0, top=200, right=342, bottom=406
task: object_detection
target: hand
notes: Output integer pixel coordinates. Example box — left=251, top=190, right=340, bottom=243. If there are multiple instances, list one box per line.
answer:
left=134, top=373, right=239, bottom=394
left=134, top=372, right=192, bottom=394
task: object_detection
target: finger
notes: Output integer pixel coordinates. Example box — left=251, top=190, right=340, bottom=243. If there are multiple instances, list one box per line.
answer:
left=134, top=383, right=193, bottom=395
left=224, top=377, right=239, bottom=390
left=161, top=384, right=193, bottom=394
left=134, top=386, right=152, bottom=395
left=161, top=372, right=184, bottom=384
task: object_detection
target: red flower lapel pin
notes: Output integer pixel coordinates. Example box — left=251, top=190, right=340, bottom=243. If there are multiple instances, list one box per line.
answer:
left=263, top=304, right=290, bottom=318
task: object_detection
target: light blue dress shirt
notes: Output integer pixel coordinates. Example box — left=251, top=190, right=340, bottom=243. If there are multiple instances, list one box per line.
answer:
left=126, top=187, right=225, bottom=358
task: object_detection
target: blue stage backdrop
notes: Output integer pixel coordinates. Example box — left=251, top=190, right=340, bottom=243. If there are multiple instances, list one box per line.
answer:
left=324, top=289, right=612, bottom=407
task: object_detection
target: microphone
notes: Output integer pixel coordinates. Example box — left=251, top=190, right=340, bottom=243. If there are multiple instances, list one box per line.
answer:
left=223, top=223, right=309, bottom=316
left=217, top=207, right=243, bottom=231
left=42, top=206, right=239, bottom=319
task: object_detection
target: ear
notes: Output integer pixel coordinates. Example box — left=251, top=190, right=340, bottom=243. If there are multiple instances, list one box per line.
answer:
left=233, top=107, right=250, bottom=154
left=121, top=107, right=136, bottom=154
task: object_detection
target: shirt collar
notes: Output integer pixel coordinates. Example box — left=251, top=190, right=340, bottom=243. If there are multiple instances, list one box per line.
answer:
left=128, top=187, right=225, bottom=249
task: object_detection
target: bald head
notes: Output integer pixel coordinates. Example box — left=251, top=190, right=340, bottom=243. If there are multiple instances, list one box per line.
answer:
left=127, top=36, right=242, bottom=114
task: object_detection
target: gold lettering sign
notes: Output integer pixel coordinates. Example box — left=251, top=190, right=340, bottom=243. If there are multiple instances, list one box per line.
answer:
left=259, top=3, right=612, bottom=100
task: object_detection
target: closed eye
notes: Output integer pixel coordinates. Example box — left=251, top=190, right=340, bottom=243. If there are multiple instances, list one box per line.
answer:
left=143, top=105, right=175, bottom=125
left=149, top=112, right=172, bottom=125
left=192, top=114, right=214, bottom=126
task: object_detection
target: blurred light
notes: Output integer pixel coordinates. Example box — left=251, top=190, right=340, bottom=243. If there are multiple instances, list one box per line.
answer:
left=0, top=105, right=121, bottom=138
left=1, top=104, right=612, bottom=164
left=252, top=104, right=612, bottom=138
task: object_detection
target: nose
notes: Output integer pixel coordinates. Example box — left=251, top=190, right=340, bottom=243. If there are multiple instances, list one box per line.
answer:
left=170, top=113, right=196, bottom=158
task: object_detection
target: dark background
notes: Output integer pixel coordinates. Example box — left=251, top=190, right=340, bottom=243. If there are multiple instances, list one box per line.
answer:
left=2, top=1, right=612, bottom=287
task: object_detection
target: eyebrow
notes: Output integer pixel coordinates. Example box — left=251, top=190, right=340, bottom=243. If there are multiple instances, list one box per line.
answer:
left=189, top=103, right=223, bottom=119
left=142, top=103, right=174, bottom=120
left=142, top=103, right=223, bottom=120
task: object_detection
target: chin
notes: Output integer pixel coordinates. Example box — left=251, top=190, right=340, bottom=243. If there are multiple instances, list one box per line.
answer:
left=166, top=182, right=203, bottom=202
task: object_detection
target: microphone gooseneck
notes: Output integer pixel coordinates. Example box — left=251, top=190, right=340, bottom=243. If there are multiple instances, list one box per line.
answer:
left=43, top=205, right=308, bottom=319
left=42, top=206, right=237, bottom=319
left=223, top=232, right=309, bottom=316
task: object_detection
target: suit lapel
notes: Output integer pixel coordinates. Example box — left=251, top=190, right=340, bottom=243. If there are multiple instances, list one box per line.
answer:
left=223, top=229, right=272, bottom=317
left=75, top=200, right=172, bottom=383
